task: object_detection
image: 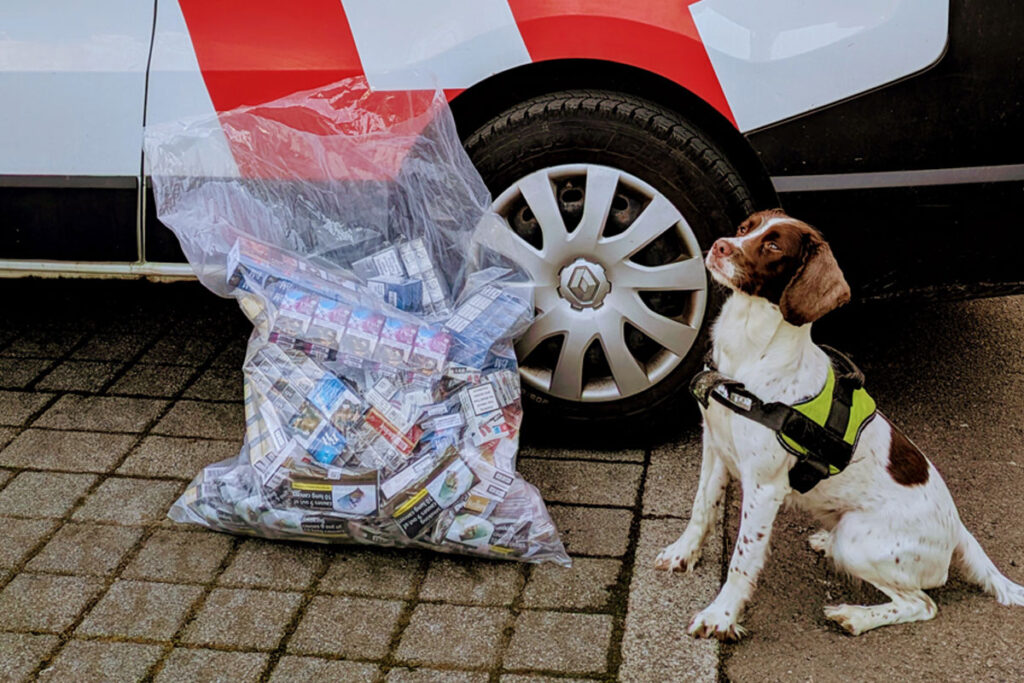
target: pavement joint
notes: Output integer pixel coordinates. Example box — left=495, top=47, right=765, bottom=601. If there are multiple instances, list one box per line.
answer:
left=142, top=537, right=244, bottom=680
left=518, top=454, right=650, bottom=466
left=0, top=423, right=241, bottom=438
left=486, top=561, right=529, bottom=683
left=370, top=553, right=432, bottom=683
left=602, top=445, right=651, bottom=681
left=20, top=326, right=105, bottom=394
left=256, top=550, right=351, bottom=681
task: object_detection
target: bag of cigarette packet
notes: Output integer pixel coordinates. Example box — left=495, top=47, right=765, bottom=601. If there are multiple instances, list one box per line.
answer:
left=146, top=78, right=569, bottom=566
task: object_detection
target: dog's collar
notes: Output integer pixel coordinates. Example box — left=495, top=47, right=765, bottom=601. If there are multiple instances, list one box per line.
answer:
left=691, top=346, right=877, bottom=493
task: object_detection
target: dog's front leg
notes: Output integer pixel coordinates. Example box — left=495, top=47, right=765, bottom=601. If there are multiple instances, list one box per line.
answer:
left=689, top=477, right=786, bottom=641
left=655, top=425, right=729, bottom=572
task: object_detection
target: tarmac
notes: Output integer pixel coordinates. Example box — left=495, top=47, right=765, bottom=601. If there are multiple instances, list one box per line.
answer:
left=1, top=278, right=1022, bottom=682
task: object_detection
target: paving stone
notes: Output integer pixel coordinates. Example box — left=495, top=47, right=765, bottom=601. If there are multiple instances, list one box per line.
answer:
left=504, top=611, right=613, bottom=675
left=0, top=468, right=13, bottom=489
left=71, top=332, right=156, bottom=362
left=37, top=640, right=163, bottom=683
left=184, top=365, right=243, bottom=401
left=501, top=676, right=599, bottom=683
left=517, top=460, right=642, bottom=507
left=0, top=573, right=105, bottom=631
left=0, top=427, right=15, bottom=451
left=118, top=435, right=237, bottom=479
left=0, top=471, right=97, bottom=518
left=419, top=557, right=523, bottom=606
left=320, top=548, right=423, bottom=600
left=643, top=430, right=702, bottom=518
left=387, top=668, right=489, bottom=683
left=0, top=517, right=59, bottom=568
left=618, top=518, right=722, bottom=683
left=522, top=558, right=621, bottom=610
left=77, top=580, right=204, bottom=639
left=395, top=604, right=509, bottom=669
left=155, top=649, right=269, bottom=683
left=153, top=401, right=245, bottom=440
left=0, top=390, right=55, bottom=426
left=218, top=539, right=326, bottom=591
left=35, top=395, right=167, bottom=433
left=546, top=505, right=633, bottom=557
left=73, top=477, right=182, bottom=525
left=123, top=529, right=234, bottom=583
left=183, top=588, right=301, bottom=650
left=0, top=429, right=135, bottom=472
left=0, top=633, right=59, bottom=683
left=211, top=340, right=247, bottom=368
left=140, top=335, right=221, bottom=366
left=27, top=522, right=144, bottom=576
left=0, top=357, right=52, bottom=389
left=108, top=363, right=196, bottom=397
left=289, top=595, right=403, bottom=659
left=35, top=360, right=123, bottom=392
left=1, top=329, right=88, bottom=359
left=518, top=445, right=645, bottom=463
left=269, top=656, right=379, bottom=682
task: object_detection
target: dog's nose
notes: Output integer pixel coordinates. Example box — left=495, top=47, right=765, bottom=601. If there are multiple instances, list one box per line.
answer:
left=712, top=239, right=733, bottom=257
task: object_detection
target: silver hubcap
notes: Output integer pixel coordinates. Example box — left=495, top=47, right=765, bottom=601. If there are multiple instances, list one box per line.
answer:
left=492, top=164, right=708, bottom=403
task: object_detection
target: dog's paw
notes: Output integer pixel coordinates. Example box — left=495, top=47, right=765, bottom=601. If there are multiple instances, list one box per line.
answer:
left=654, top=539, right=701, bottom=572
left=823, top=604, right=868, bottom=636
left=808, top=529, right=832, bottom=556
left=688, top=605, right=748, bottom=641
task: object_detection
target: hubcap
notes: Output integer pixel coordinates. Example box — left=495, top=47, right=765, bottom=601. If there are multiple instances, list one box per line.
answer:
left=492, top=164, right=708, bottom=403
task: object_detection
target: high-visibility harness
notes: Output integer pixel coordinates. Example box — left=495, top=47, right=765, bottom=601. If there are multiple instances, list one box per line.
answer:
left=690, top=346, right=877, bottom=493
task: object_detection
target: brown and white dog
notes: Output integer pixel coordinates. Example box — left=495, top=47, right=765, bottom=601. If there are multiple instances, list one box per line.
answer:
left=655, top=209, right=1024, bottom=639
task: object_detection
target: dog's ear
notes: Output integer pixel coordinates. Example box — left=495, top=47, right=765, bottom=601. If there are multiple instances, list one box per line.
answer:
left=779, top=236, right=850, bottom=326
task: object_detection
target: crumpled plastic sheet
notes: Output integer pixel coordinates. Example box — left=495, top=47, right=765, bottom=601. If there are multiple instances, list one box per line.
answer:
left=145, top=78, right=569, bottom=566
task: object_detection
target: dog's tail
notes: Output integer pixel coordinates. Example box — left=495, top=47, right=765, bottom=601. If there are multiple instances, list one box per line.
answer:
left=955, top=522, right=1024, bottom=606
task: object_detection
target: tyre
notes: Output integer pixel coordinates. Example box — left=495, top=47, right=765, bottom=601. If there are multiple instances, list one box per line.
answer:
left=464, top=90, right=755, bottom=432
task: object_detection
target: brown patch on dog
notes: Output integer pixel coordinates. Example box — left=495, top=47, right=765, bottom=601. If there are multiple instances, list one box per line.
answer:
left=735, top=208, right=787, bottom=236
left=711, top=211, right=850, bottom=325
left=886, top=422, right=930, bottom=486
left=778, top=235, right=850, bottom=326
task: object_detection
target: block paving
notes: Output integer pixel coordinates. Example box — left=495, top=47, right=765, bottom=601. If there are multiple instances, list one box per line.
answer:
left=4, top=279, right=1022, bottom=681
left=0, top=280, right=686, bottom=682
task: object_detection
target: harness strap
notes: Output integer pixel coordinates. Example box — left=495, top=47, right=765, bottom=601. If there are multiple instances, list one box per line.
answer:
left=691, top=347, right=870, bottom=494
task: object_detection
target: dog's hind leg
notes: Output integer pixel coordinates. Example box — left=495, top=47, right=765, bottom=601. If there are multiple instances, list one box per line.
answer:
left=822, top=508, right=949, bottom=635
left=655, top=431, right=729, bottom=572
left=824, top=586, right=937, bottom=635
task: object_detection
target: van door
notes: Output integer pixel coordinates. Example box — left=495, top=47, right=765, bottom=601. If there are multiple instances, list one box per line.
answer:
left=0, top=1, right=155, bottom=266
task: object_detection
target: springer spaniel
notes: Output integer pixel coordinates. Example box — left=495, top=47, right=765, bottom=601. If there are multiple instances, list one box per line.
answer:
left=655, top=209, right=1024, bottom=639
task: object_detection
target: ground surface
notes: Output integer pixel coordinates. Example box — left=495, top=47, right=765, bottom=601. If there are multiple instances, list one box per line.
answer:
left=0, top=279, right=1021, bottom=682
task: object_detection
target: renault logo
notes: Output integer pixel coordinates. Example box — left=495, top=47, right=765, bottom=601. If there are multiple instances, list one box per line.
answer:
left=568, top=265, right=599, bottom=301
left=558, top=257, right=611, bottom=310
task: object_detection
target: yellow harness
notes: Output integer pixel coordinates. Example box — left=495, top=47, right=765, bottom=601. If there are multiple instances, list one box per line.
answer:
left=691, top=346, right=877, bottom=492
left=779, top=363, right=877, bottom=476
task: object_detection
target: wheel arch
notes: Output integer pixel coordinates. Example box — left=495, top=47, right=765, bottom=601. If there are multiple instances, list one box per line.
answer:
left=449, top=58, right=778, bottom=213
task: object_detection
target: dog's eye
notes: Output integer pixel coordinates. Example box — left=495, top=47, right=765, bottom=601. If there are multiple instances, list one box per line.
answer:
left=765, top=242, right=780, bottom=252
left=737, top=225, right=748, bottom=236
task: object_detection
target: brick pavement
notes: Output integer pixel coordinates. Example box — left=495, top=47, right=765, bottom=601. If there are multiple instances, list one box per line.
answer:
left=0, top=280, right=718, bottom=682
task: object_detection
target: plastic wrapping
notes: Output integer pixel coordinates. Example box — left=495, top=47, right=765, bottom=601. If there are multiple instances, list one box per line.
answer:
left=146, top=78, right=569, bottom=566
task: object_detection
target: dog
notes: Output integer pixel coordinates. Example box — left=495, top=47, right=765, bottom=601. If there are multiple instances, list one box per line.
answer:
left=654, top=209, right=1024, bottom=639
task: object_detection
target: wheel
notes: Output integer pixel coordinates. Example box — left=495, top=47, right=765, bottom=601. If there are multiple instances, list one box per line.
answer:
left=464, top=90, right=754, bottom=430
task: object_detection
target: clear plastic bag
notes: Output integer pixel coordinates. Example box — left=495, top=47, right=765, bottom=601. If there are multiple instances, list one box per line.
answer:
left=146, top=78, right=569, bottom=566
